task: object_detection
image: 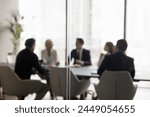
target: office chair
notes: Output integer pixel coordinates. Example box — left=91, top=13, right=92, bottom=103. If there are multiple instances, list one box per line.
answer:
left=50, top=66, right=90, bottom=99
left=0, top=66, right=48, bottom=100
left=94, top=71, right=137, bottom=100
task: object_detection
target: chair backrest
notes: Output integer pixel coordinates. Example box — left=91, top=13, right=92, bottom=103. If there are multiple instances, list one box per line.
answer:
left=50, top=67, right=67, bottom=97
left=0, top=66, right=21, bottom=94
left=95, top=71, right=136, bottom=100
left=50, top=66, right=90, bottom=98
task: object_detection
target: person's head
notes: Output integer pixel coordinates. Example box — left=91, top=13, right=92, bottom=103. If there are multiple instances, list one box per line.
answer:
left=45, top=39, right=53, bottom=50
left=115, top=39, right=128, bottom=52
left=76, top=38, right=84, bottom=49
left=104, top=42, right=114, bottom=54
left=25, top=38, right=36, bottom=52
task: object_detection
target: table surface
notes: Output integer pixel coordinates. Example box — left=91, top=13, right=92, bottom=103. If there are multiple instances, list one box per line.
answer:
left=0, top=63, right=99, bottom=78
left=70, top=66, right=99, bottom=78
left=47, top=65, right=99, bottom=78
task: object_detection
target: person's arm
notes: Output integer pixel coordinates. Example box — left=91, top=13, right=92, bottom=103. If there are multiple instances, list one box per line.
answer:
left=70, top=50, right=76, bottom=65
left=40, top=50, right=46, bottom=64
left=97, top=53, right=105, bottom=66
left=53, top=50, right=59, bottom=65
left=32, top=54, right=48, bottom=74
left=83, top=51, right=92, bottom=66
left=131, top=59, right=135, bottom=78
left=97, top=55, right=109, bottom=77
left=71, top=50, right=74, bottom=60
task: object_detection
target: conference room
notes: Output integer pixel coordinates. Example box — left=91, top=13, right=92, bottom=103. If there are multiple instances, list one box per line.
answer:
left=0, top=0, right=150, bottom=100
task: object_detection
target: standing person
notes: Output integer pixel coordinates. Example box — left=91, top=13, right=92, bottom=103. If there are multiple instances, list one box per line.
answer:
left=71, top=38, right=92, bottom=66
left=41, top=39, right=59, bottom=67
left=97, top=39, right=135, bottom=80
left=97, top=42, right=114, bottom=67
left=15, top=38, right=53, bottom=99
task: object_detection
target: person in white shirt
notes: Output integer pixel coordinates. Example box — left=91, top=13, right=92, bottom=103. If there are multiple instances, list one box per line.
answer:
left=41, top=39, right=59, bottom=66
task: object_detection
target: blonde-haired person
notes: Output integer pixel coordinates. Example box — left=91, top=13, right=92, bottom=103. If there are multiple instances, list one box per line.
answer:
left=41, top=39, right=59, bottom=67
left=97, top=42, right=114, bottom=67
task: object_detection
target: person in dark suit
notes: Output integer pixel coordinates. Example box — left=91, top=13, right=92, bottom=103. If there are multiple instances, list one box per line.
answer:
left=15, top=38, right=53, bottom=99
left=71, top=38, right=91, bottom=99
left=97, top=39, right=135, bottom=80
left=71, top=38, right=92, bottom=66
left=15, top=38, right=48, bottom=80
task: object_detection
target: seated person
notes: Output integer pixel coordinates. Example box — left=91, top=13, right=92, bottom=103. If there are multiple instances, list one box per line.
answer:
left=97, top=39, right=135, bottom=80
left=71, top=38, right=91, bottom=99
left=41, top=39, right=59, bottom=67
left=97, top=42, right=114, bottom=67
left=15, top=38, right=49, bottom=80
left=71, top=38, right=92, bottom=66
left=15, top=38, right=53, bottom=99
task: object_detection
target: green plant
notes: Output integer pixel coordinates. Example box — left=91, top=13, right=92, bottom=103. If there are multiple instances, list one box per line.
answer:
left=8, top=11, right=23, bottom=53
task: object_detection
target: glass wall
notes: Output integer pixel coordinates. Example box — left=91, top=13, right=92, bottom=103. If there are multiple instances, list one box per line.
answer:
left=127, top=0, right=150, bottom=80
left=19, top=0, right=125, bottom=68
left=19, top=0, right=66, bottom=64
left=18, top=0, right=150, bottom=99
left=69, top=0, right=124, bottom=66
left=91, top=0, right=124, bottom=65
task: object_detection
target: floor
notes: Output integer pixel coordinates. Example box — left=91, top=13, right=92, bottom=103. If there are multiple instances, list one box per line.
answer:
left=134, top=81, right=150, bottom=100
left=24, top=80, right=150, bottom=100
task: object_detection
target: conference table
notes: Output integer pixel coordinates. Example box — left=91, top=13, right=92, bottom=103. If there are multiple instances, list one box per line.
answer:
left=42, top=64, right=99, bottom=78
left=70, top=66, right=99, bottom=78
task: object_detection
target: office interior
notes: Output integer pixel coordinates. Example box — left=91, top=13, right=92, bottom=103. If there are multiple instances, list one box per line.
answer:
left=0, top=0, right=150, bottom=100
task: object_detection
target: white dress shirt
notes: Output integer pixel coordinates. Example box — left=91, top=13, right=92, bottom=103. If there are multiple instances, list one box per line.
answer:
left=76, top=48, right=83, bottom=60
left=41, top=49, right=58, bottom=66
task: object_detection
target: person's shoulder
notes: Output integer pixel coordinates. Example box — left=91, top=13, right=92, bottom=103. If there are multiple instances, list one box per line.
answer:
left=18, top=49, right=24, bottom=53
left=52, top=49, right=57, bottom=53
left=110, top=52, right=122, bottom=57
left=102, top=53, right=114, bottom=62
left=17, top=49, right=26, bottom=56
left=41, top=49, right=46, bottom=53
left=83, top=48, right=90, bottom=53
left=30, top=52, right=38, bottom=60
left=71, top=49, right=76, bottom=53
left=104, top=54, right=112, bottom=60
left=126, top=55, right=134, bottom=61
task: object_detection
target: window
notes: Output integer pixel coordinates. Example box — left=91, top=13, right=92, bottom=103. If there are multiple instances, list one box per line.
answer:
left=127, top=0, right=150, bottom=80
left=19, top=0, right=66, bottom=64
left=70, top=0, right=124, bottom=65
left=19, top=0, right=124, bottom=66
left=91, top=0, right=124, bottom=65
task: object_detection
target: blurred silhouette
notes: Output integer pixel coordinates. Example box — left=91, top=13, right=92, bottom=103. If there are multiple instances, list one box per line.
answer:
left=71, top=38, right=92, bottom=66
left=97, top=39, right=135, bottom=79
left=15, top=38, right=53, bottom=99
left=97, top=42, right=114, bottom=67
left=15, top=38, right=49, bottom=80
left=41, top=39, right=59, bottom=67
left=70, top=38, right=92, bottom=99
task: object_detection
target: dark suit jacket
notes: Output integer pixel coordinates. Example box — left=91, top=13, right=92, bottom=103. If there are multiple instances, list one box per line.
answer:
left=97, top=52, right=135, bottom=79
left=15, top=48, right=48, bottom=80
left=71, top=48, right=92, bottom=66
